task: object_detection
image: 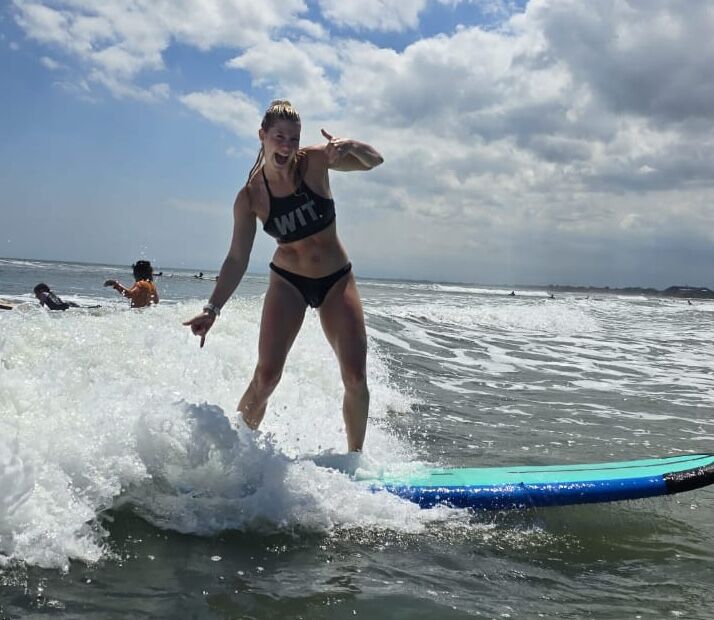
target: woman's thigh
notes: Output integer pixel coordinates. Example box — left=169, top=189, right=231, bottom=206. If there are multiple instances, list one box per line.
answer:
left=256, top=272, right=307, bottom=372
left=318, top=274, right=367, bottom=377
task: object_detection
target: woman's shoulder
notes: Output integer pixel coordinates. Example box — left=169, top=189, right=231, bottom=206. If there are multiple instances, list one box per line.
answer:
left=238, top=174, right=270, bottom=221
left=241, top=175, right=262, bottom=205
left=298, top=147, right=329, bottom=185
left=244, top=170, right=261, bottom=192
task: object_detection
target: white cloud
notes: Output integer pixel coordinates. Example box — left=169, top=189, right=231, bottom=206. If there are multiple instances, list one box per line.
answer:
left=292, top=18, right=329, bottom=40
left=330, top=2, right=714, bottom=199
left=180, top=90, right=262, bottom=138
left=154, top=0, right=308, bottom=49
left=281, top=0, right=714, bottom=284
left=90, top=71, right=170, bottom=102
left=316, top=0, right=428, bottom=32
left=519, top=0, right=714, bottom=123
left=226, top=38, right=337, bottom=116
left=170, top=0, right=714, bottom=275
left=437, top=0, right=523, bottom=18
left=13, top=2, right=73, bottom=49
left=40, top=56, right=63, bottom=70
left=11, top=0, right=309, bottom=99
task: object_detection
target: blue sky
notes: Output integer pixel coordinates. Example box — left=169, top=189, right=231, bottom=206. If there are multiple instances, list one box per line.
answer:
left=2, top=0, right=714, bottom=287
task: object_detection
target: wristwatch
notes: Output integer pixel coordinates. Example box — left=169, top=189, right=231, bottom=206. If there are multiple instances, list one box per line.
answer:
left=203, top=303, right=221, bottom=317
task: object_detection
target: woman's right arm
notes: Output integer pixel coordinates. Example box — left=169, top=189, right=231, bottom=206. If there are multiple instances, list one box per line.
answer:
left=208, top=188, right=257, bottom=308
left=104, top=280, right=128, bottom=295
left=183, top=188, right=257, bottom=346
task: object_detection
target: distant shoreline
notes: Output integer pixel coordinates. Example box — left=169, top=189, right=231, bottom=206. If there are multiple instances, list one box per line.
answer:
left=543, top=284, right=714, bottom=299
left=2, top=256, right=713, bottom=298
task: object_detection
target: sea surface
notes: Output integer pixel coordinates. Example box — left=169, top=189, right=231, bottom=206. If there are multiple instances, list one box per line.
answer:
left=1, top=257, right=713, bottom=619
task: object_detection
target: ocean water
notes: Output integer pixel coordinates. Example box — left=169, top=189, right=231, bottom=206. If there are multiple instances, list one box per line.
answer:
left=1, top=257, right=713, bottom=619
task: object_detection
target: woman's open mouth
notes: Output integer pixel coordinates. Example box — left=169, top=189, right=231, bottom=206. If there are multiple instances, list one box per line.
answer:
left=274, top=153, right=289, bottom=166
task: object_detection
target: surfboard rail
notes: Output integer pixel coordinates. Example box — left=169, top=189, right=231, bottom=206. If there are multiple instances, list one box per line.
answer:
left=366, top=453, right=714, bottom=510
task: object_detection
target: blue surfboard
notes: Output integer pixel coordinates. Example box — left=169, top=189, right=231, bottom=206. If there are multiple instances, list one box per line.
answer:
left=363, top=453, right=714, bottom=510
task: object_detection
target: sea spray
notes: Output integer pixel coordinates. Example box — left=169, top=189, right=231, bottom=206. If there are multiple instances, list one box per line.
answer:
left=0, top=297, right=438, bottom=569
left=0, top=435, right=35, bottom=565
left=0, top=433, right=103, bottom=570
left=122, top=401, right=455, bottom=536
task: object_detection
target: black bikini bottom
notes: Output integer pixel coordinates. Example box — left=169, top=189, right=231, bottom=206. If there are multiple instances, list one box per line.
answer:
left=269, top=262, right=352, bottom=308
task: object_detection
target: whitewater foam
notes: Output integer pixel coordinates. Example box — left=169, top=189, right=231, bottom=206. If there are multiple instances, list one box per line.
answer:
left=0, top=299, right=450, bottom=569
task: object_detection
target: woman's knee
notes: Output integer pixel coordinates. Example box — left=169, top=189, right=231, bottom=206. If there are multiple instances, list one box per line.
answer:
left=341, top=364, right=368, bottom=392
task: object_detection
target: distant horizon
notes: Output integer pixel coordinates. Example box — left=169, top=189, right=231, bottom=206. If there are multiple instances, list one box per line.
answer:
left=3, top=254, right=710, bottom=294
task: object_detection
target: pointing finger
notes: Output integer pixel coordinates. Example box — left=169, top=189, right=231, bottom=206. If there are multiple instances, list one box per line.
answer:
left=200, top=334, right=206, bottom=348
left=321, top=128, right=333, bottom=141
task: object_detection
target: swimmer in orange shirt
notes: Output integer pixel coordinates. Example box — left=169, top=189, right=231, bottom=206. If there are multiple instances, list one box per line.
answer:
left=104, top=260, right=159, bottom=308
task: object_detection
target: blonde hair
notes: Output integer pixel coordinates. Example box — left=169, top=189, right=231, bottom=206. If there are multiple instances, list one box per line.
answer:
left=246, top=99, right=302, bottom=185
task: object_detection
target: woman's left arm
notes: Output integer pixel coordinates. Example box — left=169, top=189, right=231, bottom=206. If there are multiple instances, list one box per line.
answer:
left=321, top=129, right=384, bottom=171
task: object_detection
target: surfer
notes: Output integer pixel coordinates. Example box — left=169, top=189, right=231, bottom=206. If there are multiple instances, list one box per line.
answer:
left=33, top=283, right=80, bottom=310
left=183, top=99, right=383, bottom=452
left=104, top=260, right=159, bottom=308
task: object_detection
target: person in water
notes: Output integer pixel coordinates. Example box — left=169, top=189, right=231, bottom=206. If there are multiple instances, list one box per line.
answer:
left=33, top=283, right=80, bottom=310
left=104, top=260, right=160, bottom=308
left=184, top=99, right=383, bottom=452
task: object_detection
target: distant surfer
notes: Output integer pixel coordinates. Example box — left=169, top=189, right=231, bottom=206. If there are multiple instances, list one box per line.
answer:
left=104, top=260, right=159, bottom=308
left=184, top=99, right=383, bottom=452
left=509, top=291, right=516, bottom=296
left=33, top=283, right=80, bottom=310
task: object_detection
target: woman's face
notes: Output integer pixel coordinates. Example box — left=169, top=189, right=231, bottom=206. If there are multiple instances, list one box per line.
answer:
left=261, top=119, right=301, bottom=169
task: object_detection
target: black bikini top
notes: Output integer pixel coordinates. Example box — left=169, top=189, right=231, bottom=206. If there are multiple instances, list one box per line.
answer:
left=261, top=168, right=336, bottom=244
